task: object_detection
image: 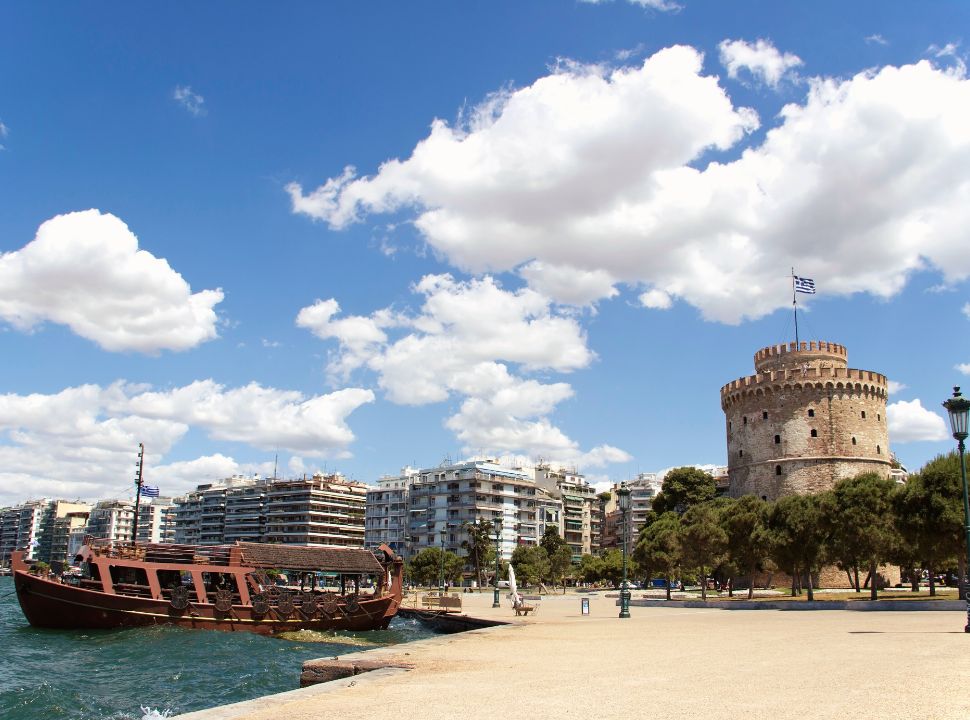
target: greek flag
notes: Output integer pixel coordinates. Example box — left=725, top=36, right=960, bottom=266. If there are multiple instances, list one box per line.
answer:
left=794, top=276, right=816, bottom=294
left=141, top=485, right=160, bottom=497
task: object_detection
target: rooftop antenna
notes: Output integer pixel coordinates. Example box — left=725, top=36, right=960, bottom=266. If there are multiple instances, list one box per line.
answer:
left=273, top=450, right=279, bottom=481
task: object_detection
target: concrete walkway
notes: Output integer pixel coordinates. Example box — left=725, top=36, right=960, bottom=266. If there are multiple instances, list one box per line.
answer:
left=175, top=591, right=970, bottom=720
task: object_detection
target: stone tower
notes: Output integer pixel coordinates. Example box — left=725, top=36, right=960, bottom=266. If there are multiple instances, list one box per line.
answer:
left=721, top=341, right=890, bottom=500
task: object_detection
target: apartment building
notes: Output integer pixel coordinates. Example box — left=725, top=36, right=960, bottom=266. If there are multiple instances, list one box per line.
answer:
left=263, top=473, right=367, bottom=547
left=365, top=467, right=419, bottom=556
left=135, top=497, right=176, bottom=544
left=531, top=464, right=596, bottom=562
left=85, top=500, right=135, bottom=544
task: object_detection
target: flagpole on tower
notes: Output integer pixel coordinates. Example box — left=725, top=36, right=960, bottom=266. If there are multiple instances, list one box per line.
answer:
left=132, top=443, right=144, bottom=546
left=792, top=268, right=799, bottom=347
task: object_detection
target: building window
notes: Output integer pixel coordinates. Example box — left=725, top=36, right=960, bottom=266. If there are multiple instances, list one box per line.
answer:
left=861, top=410, right=867, bottom=419
left=728, top=421, right=732, bottom=431
left=763, top=411, right=768, bottom=419
left=810, top=429, right=818, bottom=438
left=851, top=437, right=857, bottom=445
left=743, top=416, right=747, bottom=425
left=876, top=445, right=881, bottom=454
left=739, top=449, right=743, bottom=458
left=775, top=465, right=782, bottom=476
left=808, top=409, right=815, bottom=418
left=877, top=413, right=881, bottom=421
left=774, top=434, right=781, bottom=444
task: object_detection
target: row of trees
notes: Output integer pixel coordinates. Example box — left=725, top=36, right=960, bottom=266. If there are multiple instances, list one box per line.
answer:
left=404, top=453, right=967, bottom=600
left=633, top=455, right=967, bottom=600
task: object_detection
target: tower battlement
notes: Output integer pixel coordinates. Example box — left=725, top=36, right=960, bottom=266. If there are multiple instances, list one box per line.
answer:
left=754, top=340, right=847, bottom=373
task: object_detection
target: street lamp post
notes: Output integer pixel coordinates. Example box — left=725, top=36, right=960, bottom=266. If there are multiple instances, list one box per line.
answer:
left=943, top=386, right=970, bottom=633
left=617, top=482, right=631, bottom=619
left=492, top=518, right=503, bottom=608
left=439, top=529, right=447, bottom=593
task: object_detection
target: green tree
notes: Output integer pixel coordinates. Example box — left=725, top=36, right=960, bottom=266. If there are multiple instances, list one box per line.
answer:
left=547, top=547, right=573, bottom=593
left=765, top=494, right=827, bottom=600
left=600, top=548, right=634, bottom=587
left=720, top=495, right=770, bottom=599
left=461, top=518, right=497, bottom=588
left=827, top=473, right=898, bottom=599
left=652, top=467, right=716, bottom=515
left=679, top=501, right=728, bottom=600
left=633, top=511, right=681, bottom=600
left=409, top=547, right=463, bottom=588
left=511, top=545, right=550, bottom=587
left=894, top=453, right=965, bottom=595
left=577, top=553, right=603, bottom=584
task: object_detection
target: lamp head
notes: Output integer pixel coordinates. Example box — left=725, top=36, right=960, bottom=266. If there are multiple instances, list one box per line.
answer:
left=617, top=482, right=632, bottom=512
left=943, top=386, right=970, bottom=442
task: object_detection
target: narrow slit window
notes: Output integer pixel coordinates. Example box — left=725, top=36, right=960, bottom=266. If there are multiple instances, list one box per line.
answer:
left=851, top=437, right=857, bottom=445
left=774, top=434, right=781, bottom=444
left=762, top=411, right=768, bottom=419
left=810, top=429, right=818, bottom=438
left=808, top=409, right=815, bottom=418
left=775, top=465, right=782, bottom=476
left=861, top=410, right=867, bottom=419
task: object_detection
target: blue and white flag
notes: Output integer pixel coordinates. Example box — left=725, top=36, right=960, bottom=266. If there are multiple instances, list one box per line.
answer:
left=794, top=276, right=816, bottom=294
left=141, top=485, right=160, bottom=497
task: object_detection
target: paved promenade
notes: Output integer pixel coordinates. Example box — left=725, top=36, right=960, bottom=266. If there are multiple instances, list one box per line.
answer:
left=177, top=591, right=970, bottom=720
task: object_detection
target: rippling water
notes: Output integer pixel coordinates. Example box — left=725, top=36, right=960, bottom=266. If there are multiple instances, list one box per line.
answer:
left=0, top=577, right=432, bottom=720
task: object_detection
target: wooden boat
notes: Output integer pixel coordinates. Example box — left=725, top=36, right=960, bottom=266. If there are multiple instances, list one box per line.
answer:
left=11, top=539, right=403, bottom=634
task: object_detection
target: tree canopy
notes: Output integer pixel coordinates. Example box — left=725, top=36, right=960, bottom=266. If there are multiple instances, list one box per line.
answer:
left=652, top=467, right=717, bottom=516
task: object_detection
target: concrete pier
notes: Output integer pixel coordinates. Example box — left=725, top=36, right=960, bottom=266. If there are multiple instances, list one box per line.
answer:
left=174, top=590, right=970, bottom=720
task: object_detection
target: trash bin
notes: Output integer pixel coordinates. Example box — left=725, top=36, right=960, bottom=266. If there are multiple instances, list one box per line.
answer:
left=581, top=597, right=590, bottom=615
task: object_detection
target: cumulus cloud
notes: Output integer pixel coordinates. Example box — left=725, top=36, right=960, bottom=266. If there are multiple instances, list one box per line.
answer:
left=887, top=398, right=949, bottom=442
left=297, top=274, right=629, bottom=468
left=0, top=210, right=224, bottom=353
left=719, top=38, right=803, bottom=88
left=957, top=363, right=970, bottom=375
left=865, top=34, right=889, bottom=46
left=886, top=380, right=907, bottom=395
left=0, top=120, right=7, bottom=150
left=173, top=85, right=206, bottom=116
left=578, top=0, right=681, bottom=11
left=0, top=380, right=374, bottom=505
left=290, top=48, right=970, bottom=325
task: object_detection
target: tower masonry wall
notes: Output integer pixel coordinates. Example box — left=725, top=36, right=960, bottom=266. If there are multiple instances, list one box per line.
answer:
left=722, top=343, right=890, bottom=500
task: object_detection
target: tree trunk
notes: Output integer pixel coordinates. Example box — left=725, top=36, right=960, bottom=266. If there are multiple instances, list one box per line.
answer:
left=727, top=576, right=734, bottom=598
left=929, top=566, right=936, bottom=597
left=854, top=565, right=861, bottom=592
left=909, top=568, right=920, bottom=593
left=845, top=568, right=854, bottom=589
left=790, top=570, right=797, bottom=597
left=806, top=567, right=815, bottom=601
left=665, top=575, right=671, bottom=601
left=747, top=573, right=754, bottom=600
left=869, top=561, right=878, bottom=601
left=700, top=568, right=707, bottom=600
left=862, top=569, right=872, bottom=589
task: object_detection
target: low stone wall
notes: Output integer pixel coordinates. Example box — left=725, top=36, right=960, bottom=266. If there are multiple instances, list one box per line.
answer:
left=626, top=598, right=964, bottom=611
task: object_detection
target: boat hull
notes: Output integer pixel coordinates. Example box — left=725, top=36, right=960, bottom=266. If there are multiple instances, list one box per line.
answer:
left=15, top=571, right=399, bottom=635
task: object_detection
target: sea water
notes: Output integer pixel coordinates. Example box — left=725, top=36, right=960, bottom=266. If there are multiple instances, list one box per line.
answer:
left=0, top=576, right=432, bottom=720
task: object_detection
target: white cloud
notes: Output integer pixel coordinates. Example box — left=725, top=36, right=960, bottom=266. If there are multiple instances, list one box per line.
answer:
left=887, top=398, right=949, bottom=442
left=865, top=34, right=889, bottom=46
left=0, top=120, right=7, bottom=150
left=173, top=85, right=206, bottom=116
left=290, top=49, right=970, bottom=325
left=578, top=0, right=681, bottom=11
left=719, top=38, right=803, bottom=88
left=886, top=380, right=907, bottom=395
left=0, top=210, right=224, bottom=353
left=639, top=288, right=672, bottom=309
left=962, top=302, right=970, bottom=319
left=0, top=380, right=374, bottom=505
left=518, top=261, right=618, bottom=306
left=297, top=274, right=630, bottom=468
left=956, top=363, right=970, bottom=375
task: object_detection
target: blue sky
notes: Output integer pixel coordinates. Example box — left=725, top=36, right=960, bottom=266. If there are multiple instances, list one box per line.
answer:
left=1, top=1, right=969, bottom=505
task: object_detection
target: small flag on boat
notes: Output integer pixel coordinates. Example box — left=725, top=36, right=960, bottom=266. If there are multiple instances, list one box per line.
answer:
left=794, top=276, right=816, bottom=294
left=141, top=485, right=160, bottom=497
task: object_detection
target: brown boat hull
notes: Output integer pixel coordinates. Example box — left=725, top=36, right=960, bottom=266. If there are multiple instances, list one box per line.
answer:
left=15, top=571, right=399, bottom=635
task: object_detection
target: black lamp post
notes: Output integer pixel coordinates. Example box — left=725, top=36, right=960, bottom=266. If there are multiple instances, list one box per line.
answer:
left=439, top=529, right=447, bottom=593
left=617, top=482, right=631, bottom=619
left=492, top=518, right=502, bottom=608
left=943, top=386, right=970, bottom=633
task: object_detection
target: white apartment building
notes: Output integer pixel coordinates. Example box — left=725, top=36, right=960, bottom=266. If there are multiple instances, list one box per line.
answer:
left=85, top=500, right=135, bottom=544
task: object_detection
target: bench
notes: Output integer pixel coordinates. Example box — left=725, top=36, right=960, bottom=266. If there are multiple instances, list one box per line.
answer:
left=421, top=593, right=463, bottom=612
left=514, top=594, right=541, bottom=616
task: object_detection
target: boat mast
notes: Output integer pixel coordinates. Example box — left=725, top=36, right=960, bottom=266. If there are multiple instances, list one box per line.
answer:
left=131, top=443, right=145, bottom=546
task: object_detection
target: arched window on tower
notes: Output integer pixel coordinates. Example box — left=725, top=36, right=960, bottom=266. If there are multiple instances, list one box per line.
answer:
left=774, top=434, right=780, bottom=444
left=808, top=408, right=815, bottom=418
left=743, top=416, right=747, bottom=425
left=810, top=429, right=818, bottom=438
left=861, top=410, right=867, bottom=419
left=739, top=449, right=743, bottom=458
left=775, top=465, right=782, bottom=476
left=763, top=411, right=768, bottom=419
left=876, top=445, right=881, bottom=454
left=851, top=437, right=857, bottom=445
